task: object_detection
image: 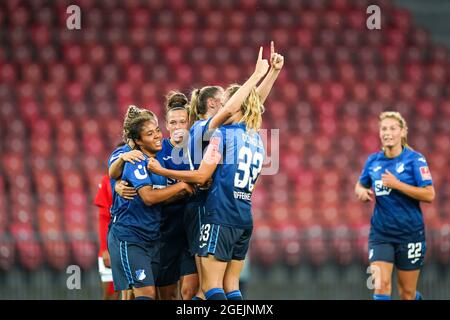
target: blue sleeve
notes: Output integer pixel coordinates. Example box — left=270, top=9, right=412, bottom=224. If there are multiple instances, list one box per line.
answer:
left=358, top=156, right=373, bottom=188
left=123, top=161, right=154, bottom=190
left=412, top=154, right=433, bottom=187
left=108, top=148, right=124, bottom=168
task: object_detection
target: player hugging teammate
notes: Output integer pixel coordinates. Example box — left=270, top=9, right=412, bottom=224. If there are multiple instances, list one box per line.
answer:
left=104, top=43, right=284, bottom=300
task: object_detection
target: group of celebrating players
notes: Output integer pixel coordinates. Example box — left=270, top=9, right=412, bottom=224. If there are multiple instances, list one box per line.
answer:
left=94, top=40, right=435, bottom=300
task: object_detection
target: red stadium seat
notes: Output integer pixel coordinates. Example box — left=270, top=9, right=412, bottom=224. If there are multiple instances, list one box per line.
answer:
left=0, top=236, right=15, bottom=271
left=10, top=223, right=43, bottom=270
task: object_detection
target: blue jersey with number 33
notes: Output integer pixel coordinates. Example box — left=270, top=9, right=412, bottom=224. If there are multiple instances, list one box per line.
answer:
left=203, top=123, right=265, bottom=229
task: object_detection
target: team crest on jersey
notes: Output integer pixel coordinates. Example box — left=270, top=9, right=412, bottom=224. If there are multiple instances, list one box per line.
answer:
left=135, top=269, right=146, bottom=281
left=419, top=166, right=432, bottom=180
left=374, top=180, right=392, bottom=196
left=396, top=163, right=405, bottom=173
left=134, top=164, right=148, bottom=180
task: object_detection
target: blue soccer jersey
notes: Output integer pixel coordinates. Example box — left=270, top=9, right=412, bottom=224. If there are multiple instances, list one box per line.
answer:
left=188, top=118, right=214, bottom=170
left=359, top=147, right=433, bottom=243
left=109, top=154, right=167, bottom=243
left=107, top=144, right=132, bottom=219
left=157, top=138, right=191, bottom=237
left=203, top=123, right=265, bottom=229
left=107, top=143, right=132, bottom=190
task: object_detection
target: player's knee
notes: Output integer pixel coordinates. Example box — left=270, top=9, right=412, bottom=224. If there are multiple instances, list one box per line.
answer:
left=181, top=285, right=197, bottom=300
left=398, top=287, right=416, bottom=300
left=375, top=278, right=391, bottom=293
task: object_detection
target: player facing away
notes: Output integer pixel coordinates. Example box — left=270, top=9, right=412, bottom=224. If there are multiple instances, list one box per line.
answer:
left=185, top=43, right=284, bottom=299
left=148, top=83, right=266, bottom=300
left=154, top=91, right=198, bottom=300
left=147, top=45, right=284, bottom=299
left=355, top=111, right=435, bottom=300
left=108, top=116, right=194, bottom=300
left=94, top=174, right=120, bottom=300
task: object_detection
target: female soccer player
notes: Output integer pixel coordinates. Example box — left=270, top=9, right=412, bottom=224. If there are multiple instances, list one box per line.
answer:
left=108, top=115, right=194, bottom=300
left=147, top=46, right=285, bottom=300
left=184, top=43, right=284, bottom=299
left=355, top=111, right=435, bottom=300
left=107, top=106, right=156, bottom=300
left=155, top=91, right=199, bottom=300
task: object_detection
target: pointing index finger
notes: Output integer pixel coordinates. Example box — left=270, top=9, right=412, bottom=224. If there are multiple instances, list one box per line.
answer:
left=258, top=46, right=263, bottom=60
left=271, top=41, right=275, bottom=56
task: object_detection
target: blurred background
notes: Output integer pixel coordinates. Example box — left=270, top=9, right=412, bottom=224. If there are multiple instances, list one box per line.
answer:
left=0, top=0, right=449, bottom=299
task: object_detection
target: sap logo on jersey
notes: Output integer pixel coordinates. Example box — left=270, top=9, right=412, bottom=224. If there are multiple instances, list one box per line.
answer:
left=374, top=180, right=392, bottom=196
left=134, top=165, right=148, bottom=180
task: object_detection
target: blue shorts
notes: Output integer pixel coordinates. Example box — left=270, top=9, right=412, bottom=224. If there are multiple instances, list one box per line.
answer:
left=368, top=240, right=426, bottom=270
left=180, top=246, right=197, bottom=277
left=108, top=231, right=160, bottom=291
left=156, top=236, right=197, bottom=287
left=183, top=201, right=203, bottom=256
left=198, top=223, right=252, bottom=262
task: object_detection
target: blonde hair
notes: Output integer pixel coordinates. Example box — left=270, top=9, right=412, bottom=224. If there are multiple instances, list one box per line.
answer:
left=188, top=86, right=222, bottom=127
left=379, top=111, right=410, bottom=149
left=225, top=84, right=264, bottom=131
left=122, top=105, right=157, bottom=142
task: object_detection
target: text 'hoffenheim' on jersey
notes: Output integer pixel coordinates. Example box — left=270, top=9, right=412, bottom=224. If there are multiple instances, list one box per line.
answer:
left=359, top=147, right=433, bottom=243
left=204, top=123, right=265, bottom=229
left=109, top=154, right=167, bottom=243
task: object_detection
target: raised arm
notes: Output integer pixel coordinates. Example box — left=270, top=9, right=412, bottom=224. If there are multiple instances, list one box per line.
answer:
left=208, top=46, right=270, bottom=130
left=256, top=41, right=284, bottom=104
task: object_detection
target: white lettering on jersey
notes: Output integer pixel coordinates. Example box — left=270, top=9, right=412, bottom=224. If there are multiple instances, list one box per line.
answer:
left=374, top=180, right=392, bottom=196
left=373, top=166, right=382, bottom=172
left=134, top=164, right=148, bottom=180
left=234, top=191, right=252, bottom=201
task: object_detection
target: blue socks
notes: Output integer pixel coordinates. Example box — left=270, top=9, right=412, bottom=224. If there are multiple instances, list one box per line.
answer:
left=373, top=294, right=391, bottom=300
left=226, top=290, right=243, bottom=300
left=205, top=288, right=227, bottom=300
left=373, top=292, right=423, bottom=300
left=134, top=296, right=153, bottom=300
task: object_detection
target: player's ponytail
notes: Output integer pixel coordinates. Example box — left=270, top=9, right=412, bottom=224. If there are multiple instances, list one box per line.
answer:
left=189, top=88, right=201, bottom=127
left=225, top=84, right=264, bottom=132
left=188, top=86, right=223, bottom=127
left=379, top=111, right=411, bottom=149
